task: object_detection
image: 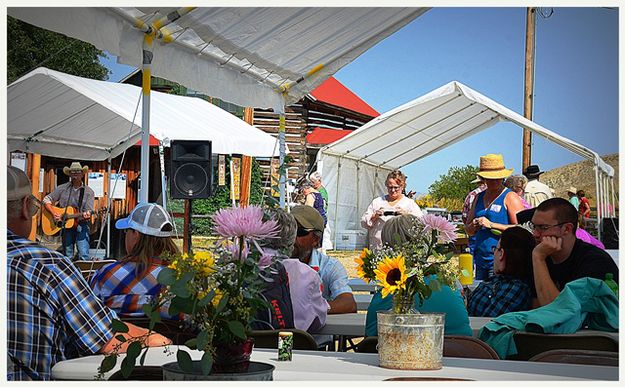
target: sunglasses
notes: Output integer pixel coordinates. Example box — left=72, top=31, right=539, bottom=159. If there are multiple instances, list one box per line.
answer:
left=297, top=227, right=315, bottom=237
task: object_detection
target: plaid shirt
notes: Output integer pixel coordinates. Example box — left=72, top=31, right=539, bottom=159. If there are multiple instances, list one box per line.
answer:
left=466, top=274, right=531, bottom=317
left=90, top=260, right=174, bottom=318
left=7, top=230, right=116, bottom=380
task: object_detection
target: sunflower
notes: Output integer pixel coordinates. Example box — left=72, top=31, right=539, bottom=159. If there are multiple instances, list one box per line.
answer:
left=354, top=248, right=371, bottom=282
left=374, top=254, right=407, bottom=298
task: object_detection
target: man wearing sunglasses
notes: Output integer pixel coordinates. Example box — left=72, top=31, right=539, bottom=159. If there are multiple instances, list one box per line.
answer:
left=528, top=198, right=618, bottom=308
left=291, top=205, right=357, bottom=314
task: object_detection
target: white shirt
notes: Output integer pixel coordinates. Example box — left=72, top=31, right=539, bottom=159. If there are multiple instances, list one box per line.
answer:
left=361, top=195, right=423, bottom=250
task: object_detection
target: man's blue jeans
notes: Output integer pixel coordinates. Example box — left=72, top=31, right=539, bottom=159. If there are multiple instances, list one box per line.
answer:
left=62, top=222, right=90, bottom=260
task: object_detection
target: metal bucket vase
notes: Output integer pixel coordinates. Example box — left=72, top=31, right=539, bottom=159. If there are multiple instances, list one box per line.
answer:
left=377, top=311, right=445, bottom=370
left=161, top=361, right=274, bottom=381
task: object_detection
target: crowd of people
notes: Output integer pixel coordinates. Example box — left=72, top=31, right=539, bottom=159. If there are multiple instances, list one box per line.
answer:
left=7, top=151, right=619, bottom=379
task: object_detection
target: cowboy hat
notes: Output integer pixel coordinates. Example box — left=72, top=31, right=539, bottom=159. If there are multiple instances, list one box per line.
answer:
left=567, top=186, right=577, bottom=194
left=63, top=162, right=89, bottom=176
left=475, top=154, right=513, bottom=180
left=523, top=164, right=544, bottom=179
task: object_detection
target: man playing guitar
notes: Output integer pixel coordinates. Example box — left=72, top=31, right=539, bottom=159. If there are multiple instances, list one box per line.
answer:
left=43, top=162, right=95, bottom=260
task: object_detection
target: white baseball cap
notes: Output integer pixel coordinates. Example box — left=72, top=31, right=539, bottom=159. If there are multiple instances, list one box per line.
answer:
left=115, top=203, right=174, bottom=237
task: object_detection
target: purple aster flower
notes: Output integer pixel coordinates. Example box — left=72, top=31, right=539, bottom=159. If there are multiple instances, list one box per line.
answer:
left=419, top=214, right=458, bottom=244
left=258, top=252, right=273, bottom=268
left=213, top=205, right=280, bottom=240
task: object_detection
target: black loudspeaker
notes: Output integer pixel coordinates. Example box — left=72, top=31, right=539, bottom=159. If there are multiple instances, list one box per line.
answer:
left=601, top=217, right=619, bottom=250
left=170, top=140, right=212, bottom=199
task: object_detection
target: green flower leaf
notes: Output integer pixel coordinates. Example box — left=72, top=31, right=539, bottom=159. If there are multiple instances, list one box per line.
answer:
left=157, top=267, right=176, bottom=285
left=215, top=293, right=230, bottom=314
left=227, top=320, right=247, bottom=339
left=196, top=329, right=211, bottom=350
left=126, top=341, right=142, bottom=361
left=200, top=351, right=213, bottom=376
left=184, top=338, right=198, bottom=350
left=112, top=319, right=129, bottom=333
left=429, top=278, right=442, bottom=292
left=120, top=356, right=136, bottom=379
left=114, top=334, right=127, bottom=343
left=177, top=350, right=194, bottom=373
left=170, top=276, right=192, bottom=298
left=99, top=355, right=117, bottom=374
left=170, top=295, right=195, bottom=314
left=198, top=289, right=215, bottom=307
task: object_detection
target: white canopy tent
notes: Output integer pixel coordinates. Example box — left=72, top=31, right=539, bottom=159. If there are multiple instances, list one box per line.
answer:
left=8, top=67, right=284, bottom=160
left=318, top=81, right=616, bottom=243
left=8, top=7, right=429, bottom=205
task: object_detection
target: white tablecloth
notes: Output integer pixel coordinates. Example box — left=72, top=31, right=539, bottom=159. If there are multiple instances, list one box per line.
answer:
left=51, top=347, right=618, bottom=381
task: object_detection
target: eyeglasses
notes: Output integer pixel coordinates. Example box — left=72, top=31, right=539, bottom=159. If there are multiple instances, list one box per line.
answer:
left=297, top=227, right=314, bottom=237
left=528, top=221, right=569, bottom=232
left=386, top=186, right=401, bottom=191
left=491, top=245, right=502, bottom=254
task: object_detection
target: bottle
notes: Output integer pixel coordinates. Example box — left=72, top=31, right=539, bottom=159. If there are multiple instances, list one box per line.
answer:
left=458, top=248, right=473, bottom=286
left=604, top=273, right=618, bottom=298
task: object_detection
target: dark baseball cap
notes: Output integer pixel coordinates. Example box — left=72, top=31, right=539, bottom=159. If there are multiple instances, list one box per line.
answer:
left=291, top=205, right=325, bottom=233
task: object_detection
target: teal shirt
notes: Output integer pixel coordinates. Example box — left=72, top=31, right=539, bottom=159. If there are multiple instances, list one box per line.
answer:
left=365, top=278, right=472, bottom=337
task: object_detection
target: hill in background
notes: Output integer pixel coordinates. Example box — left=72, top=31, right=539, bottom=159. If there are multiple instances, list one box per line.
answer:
left=540, top=153, right=619, bottom=208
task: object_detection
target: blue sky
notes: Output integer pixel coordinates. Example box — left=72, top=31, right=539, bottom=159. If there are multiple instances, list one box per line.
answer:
left=100, top=7, right=619, bottom=195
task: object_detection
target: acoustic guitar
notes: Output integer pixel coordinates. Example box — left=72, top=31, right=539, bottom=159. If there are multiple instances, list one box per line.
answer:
left=41, top=205, right=104, bottom=236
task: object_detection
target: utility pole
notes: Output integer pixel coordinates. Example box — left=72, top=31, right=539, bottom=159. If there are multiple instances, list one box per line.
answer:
left=522, top=7, right=536, bottom=171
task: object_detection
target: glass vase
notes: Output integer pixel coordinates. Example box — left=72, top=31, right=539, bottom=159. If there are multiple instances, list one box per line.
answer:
left=392, top=291, right=417, bottom=314
left=377, top=310, right=445, bottom=370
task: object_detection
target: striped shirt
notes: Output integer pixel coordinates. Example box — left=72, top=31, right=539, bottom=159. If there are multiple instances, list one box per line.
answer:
left=7, top=230, right=116, bottom=380
left=90, top=259, right=175, bottom=318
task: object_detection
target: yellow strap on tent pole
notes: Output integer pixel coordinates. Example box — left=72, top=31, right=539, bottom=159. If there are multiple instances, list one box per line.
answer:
left=279, top=63, right=325, bottom=93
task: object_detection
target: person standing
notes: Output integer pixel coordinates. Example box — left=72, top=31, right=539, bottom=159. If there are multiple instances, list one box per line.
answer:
left=300, top=181, right=327, bottom=225
left=522, top=164, right=553, bottom=208
left=361, top=170, right=423, bottom=251
left=465, top=154, right=525, bottom=280
left=308, top=171, right=333, bottom=252
left=43, top=162, right=95, bottom=260
left=567, top=186, right=580, bottom=209
left=7, top=166, right=170, bottom=380
left=577, top=189, right=591, bottom=227
left=462, top=177, right=486, bottom=256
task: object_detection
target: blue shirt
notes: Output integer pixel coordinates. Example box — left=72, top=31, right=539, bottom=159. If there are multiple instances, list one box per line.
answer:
left=309, top=249, right=352, bottom=301
left=467, top=274, right=531, bottom=317
left=365, top=276, right=473, bottom=337
left=7, top=230, right=116, bottom=380
left=474, top=188, right=511, bottom=270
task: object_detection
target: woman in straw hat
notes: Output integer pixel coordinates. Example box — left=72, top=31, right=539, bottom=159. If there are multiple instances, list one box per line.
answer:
left=465, top=154, right=525, bottom=280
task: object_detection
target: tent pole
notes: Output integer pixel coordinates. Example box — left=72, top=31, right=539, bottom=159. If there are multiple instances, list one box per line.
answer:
left=333, top=156, right=342, bottom=248
left=158, top=142, right=167, bottom=210
left=594, top=165, right=601, bottom=241
left=107, top=157, right=111, bottom=259
left=139, top=33, right=154, bottom=204
left=279, top=112, right=286, bottom=208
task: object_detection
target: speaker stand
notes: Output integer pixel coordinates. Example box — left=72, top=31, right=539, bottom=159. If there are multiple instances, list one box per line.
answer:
left=184, top=199, right=193, bottom=254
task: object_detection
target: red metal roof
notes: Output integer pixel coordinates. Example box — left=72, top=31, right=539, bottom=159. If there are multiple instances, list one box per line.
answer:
left=306, top=127, right=353, bottom=145
left=134, top=134, right=160, bottom=146
left=310, top=77, right=379, bottom=117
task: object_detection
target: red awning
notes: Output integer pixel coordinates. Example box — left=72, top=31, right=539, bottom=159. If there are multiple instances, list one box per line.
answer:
left=134, top=134, right=160, bottom=146
left=310, top=77, right=379, bottom=117
left=306, top=127, right=352, bottom=145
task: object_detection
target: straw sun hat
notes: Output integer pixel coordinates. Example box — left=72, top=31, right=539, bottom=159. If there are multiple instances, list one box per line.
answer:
left=63, top=162, right=89, bottom=176
left=476, top=154, right=513, bottom=180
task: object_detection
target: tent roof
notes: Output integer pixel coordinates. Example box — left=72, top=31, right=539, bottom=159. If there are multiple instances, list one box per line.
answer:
left=309, top=77, right=379, bottom=117
left=320, top=81, right=614, bottom=177
left=8, top=7, right=428, bottom=111
left=8, top=67, right=283, bottom=160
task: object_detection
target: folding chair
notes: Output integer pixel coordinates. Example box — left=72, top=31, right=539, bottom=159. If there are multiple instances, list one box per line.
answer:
left=529, top=349, right=618, bottom=367
left=509, top=331, right=619, bottom=361
left=443, top=335, right=499, bottom=359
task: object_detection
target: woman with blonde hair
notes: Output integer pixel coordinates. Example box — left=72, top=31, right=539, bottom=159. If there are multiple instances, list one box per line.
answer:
left=361, top=170, right=423, bottom=250
left=504, top=175, right=531, bottom=209
left=90, top=203, right=180, bottom=318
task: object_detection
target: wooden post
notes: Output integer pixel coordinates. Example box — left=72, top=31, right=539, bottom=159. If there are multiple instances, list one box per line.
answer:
left=28, top=153, right=41, bottom=241
left=239, top=155, right=253, bottom=207
left=522, top=7, right=536, bottom=171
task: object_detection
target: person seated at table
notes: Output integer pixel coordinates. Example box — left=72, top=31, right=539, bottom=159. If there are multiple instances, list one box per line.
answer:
left=528, top=198, right=618, bottom=308
left=258, top=207, right=328, bottom=333
left=90, top=202, right=180, bottom=318
left=7, top=166, right=170, bottom=380
left=291, top=205, right=357, bottom=314
left=365, top=214, right=473, bottom=337
left=467, top=227, right=535, bottom=317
